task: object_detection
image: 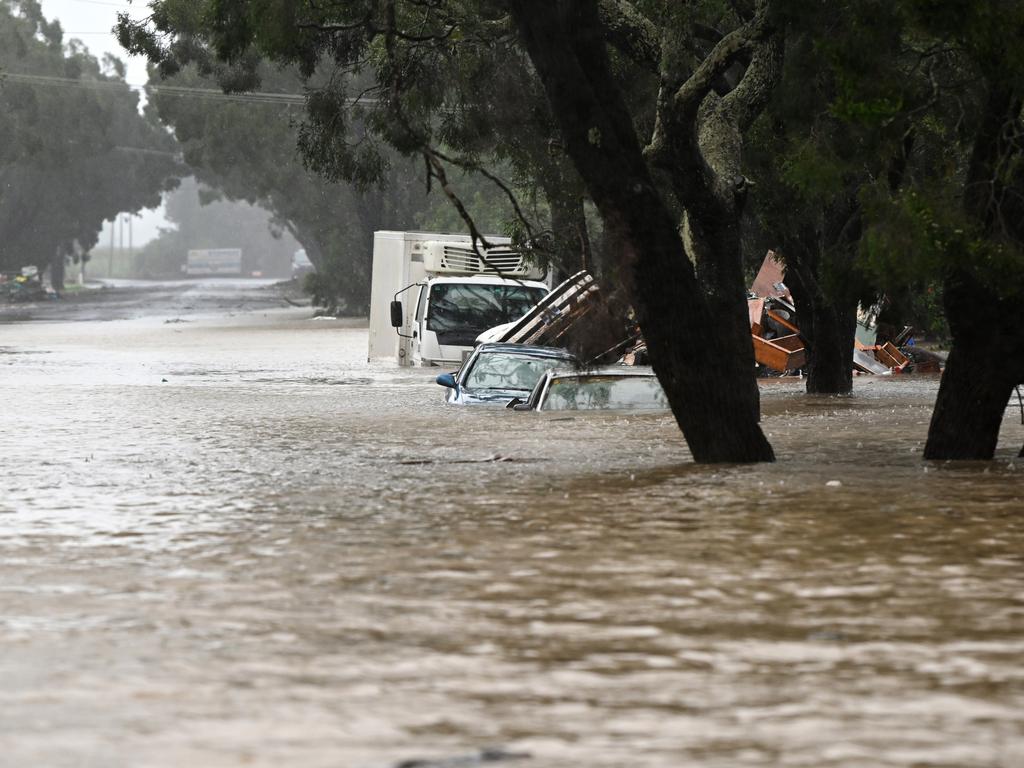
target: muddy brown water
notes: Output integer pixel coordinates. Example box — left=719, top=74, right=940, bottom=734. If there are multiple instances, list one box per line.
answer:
left=1, top=286, right=1022, bottom=767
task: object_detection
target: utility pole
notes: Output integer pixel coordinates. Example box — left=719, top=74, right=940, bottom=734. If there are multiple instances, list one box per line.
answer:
left=108, top=220, right=115, bottom=278
left=128, top=215, right=135, bottom=276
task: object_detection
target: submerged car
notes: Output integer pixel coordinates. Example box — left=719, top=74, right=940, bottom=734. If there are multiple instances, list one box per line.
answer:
left=436, top=343, right=578, bottom=405
left=507, top=367, right=669, bottom=411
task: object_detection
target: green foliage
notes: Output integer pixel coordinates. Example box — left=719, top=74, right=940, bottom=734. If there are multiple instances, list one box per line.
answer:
left=0, top=0, right=179, bottom=277
left=117, top=0, right=596, bottom=283
left=144, top=60, right=431, bottom=312
left=749, top=0, right=1024, bottom=338
left=850, top=0, right=1024, bottom=304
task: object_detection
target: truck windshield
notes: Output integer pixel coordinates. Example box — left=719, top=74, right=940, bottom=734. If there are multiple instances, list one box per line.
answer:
left=426, top=283, right=547, bottom=346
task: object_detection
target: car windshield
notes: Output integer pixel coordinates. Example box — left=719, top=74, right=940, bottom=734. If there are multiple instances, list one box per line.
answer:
left=426, top=284, right=548, bottom=346
left=540, top=375, right=668, bottom=410
left=464, top=352, right=567, bottom=392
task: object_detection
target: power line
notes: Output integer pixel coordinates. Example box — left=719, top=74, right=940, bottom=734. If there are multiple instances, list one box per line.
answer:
left=0, top=71, right=323, bottom=106
left=58, top=0, right=132, bottom=7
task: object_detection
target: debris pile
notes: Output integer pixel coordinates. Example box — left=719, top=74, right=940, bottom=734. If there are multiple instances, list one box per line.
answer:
left=0, top=268, right=48, bottom=303
left=478, top=254, right=942, bottom=378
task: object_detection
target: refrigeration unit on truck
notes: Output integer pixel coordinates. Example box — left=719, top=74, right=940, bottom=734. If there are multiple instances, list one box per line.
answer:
left=368, top=231, right=550, bottom=367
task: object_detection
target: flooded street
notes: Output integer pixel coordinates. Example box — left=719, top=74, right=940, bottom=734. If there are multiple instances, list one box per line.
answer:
left=1, top=281, right=1022, bottom=768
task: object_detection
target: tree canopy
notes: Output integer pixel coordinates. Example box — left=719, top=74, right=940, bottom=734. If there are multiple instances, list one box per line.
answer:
left=114, top=0, right=1024, bottom=461
left=0, top=0, right=179, bottom=284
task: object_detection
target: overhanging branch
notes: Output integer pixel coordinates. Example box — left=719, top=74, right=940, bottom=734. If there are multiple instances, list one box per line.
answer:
left=671, top=0, right=775, bottom=124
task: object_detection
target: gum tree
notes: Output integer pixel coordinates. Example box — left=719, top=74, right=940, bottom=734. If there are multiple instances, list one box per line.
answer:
left=851, top=0, right=1024, bottom=459
left=119, top=0, right=780, bottom=462
left=0, top=0, right=178, bottom=285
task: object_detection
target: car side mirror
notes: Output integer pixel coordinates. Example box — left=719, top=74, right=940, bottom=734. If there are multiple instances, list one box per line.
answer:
left=505, top=397, right=523, bottom=409
left=512, top=402, right=533, bottom=411
left=435, top=372, right=457, bottom=388
left=390, top=300, right=403, bottom=328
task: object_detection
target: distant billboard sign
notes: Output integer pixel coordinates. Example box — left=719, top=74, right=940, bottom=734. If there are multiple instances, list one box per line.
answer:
left=185, top=248, right=242, bottom=276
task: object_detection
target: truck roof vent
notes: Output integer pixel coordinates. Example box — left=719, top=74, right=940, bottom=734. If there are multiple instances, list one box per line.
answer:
left=422, top=242, right=543, bottom=279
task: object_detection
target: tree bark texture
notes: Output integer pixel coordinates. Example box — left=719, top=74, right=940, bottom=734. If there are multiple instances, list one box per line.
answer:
left=924, top=269, right=1024, bottom=459
left=786, top=257, right=857, bottom=394
left=509, top=0, right=774, bottom=463
left=782, top=210, right=861, bottom=395
left=925, top=84, right=1024, bottom=459
left=543, top=179, right=593, bottom=279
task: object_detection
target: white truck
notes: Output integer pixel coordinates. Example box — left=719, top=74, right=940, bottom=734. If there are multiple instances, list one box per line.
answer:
left=184, top=248, right=242, bottom=276
left=367, top=231, right=550, bottom=366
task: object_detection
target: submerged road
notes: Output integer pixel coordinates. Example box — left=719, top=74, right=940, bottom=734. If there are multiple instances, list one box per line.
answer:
left=1, top=280, right=1022, bottom=767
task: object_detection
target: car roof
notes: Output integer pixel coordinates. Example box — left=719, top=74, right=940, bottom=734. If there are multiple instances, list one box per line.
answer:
left=543, top=365, right=657, bottom=378
left=431, top=276, right=550, bottom=288
left=475, top=343, right=578, bottom=360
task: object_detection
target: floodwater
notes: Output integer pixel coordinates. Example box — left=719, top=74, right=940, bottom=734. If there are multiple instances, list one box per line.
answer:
left=1, top=281, right=1022, bottom=768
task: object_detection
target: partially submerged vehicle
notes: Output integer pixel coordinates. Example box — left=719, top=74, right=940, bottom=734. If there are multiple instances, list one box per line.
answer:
left=435, top=342, right=578, bottom=405
left=368, top=231, right=550, bottom=367
left=507, top=367, right=669, bottom=411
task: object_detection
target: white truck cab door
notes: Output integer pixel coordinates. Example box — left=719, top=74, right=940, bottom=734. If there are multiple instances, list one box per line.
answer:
left=412, top=284, right=428, bottom=358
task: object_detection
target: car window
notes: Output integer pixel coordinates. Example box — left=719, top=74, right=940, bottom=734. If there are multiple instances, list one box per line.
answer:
left=541, top=375, right=668, bottom=410
left=464, top=352, right=566, bottom=391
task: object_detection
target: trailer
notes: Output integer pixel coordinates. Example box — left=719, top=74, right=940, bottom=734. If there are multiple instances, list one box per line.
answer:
left=184, top=248, right=242, bottom=276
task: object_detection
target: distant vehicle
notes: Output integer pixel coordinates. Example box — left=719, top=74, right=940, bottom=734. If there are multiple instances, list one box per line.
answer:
left=368, top=231, right=550, bottom=367
left=435, top=343, right=578, bottom=405
left=184, top=248, right=242, bottom=276
left=292, top=248, right=314, bottom=278
left=507, top=367, right=669, bottom=411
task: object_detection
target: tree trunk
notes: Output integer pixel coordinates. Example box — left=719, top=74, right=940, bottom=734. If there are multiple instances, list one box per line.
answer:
left=289, top=227, right=325, bottom=274
left=545, top=185, right=592, bottom=279
left=510, top=0, right=773, bottom=463
left=49, top=251, right=66, bottom=293
left=924, top=271, right=1024, bottom=459
left=925, top=84, right=1024, bottom=459
left=785, top=258, right=856, bottom=394
left=803, top=300, right=856, bottom=394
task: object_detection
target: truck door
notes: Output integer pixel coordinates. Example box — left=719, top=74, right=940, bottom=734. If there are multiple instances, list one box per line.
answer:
left=412, top=284, right=428, bottom=362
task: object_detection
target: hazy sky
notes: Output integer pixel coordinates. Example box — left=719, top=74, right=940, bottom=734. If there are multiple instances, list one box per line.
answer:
left=38, top=0, right=168, bottom=244
left=39, top=0, right=149, bottom=79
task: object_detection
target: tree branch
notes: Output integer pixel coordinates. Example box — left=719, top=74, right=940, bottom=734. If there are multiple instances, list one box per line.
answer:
left=671, top=0, right=776, bottom=125
left=597, top=0, right=661, bottom=74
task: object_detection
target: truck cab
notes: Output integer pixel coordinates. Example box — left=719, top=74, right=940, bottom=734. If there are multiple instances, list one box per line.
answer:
left=368, top=232, right=549, bottom=367
left=406, top=275, right=549, bottom=366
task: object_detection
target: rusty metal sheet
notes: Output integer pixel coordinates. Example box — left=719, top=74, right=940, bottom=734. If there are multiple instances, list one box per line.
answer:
left=748, top=297, right=765, bottom=331
left=750, top=251, right=790, bottom=299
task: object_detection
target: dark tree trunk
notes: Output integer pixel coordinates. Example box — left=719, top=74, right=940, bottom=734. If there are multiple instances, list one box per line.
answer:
left=295, top=231, right=325, bottom=273
left=925, top=85, right=1024, bottom=459
left=545, top=186, right=593, bottom=279
left=49, top=251, right=66, bottom=293
left=785, top=257, right=857, bottom=394
left=924, top=271, right=1024, bottom=459
left=510, top=0, right=773, bottom=463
